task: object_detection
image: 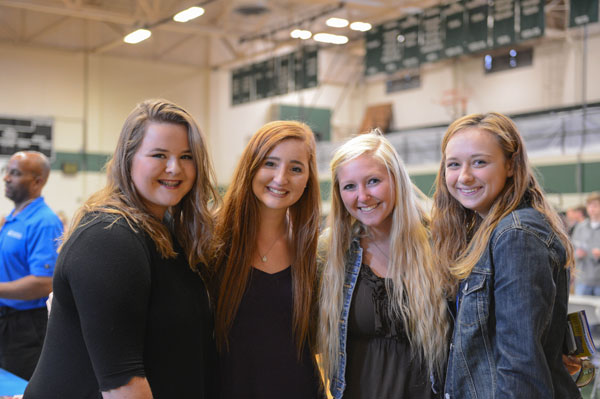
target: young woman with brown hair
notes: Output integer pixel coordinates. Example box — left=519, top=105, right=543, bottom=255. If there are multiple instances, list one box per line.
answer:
left=25, top=99, right=219, bottom=399
left=431, top=112, right=580, bottom=399
left=212, top=120, right=322, bottom=399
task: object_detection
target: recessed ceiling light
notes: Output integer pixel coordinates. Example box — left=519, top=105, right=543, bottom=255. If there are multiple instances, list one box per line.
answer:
left=290, top=29, right=312, bottom=40
left=124, top=29, right=151, bottom=44
left=326, top=17, right=349, bottom=28
left=350, top=21, right=372, bottom=32
left=173, top=6, right=205, bottom=22
left=313, top=33, right=348, bottom=44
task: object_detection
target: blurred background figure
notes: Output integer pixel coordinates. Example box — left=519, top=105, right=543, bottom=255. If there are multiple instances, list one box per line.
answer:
left=573, top=192, right=600, bottom=296
left=0, top=151, right=63, bottom=380
left=567, top=205, right=588, bottom=237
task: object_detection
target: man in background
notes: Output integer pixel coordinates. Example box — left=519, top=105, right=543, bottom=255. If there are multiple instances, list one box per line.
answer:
left=0, top=151, right=63, bottom=379
left=573, top=192, right=600, bottom=296
left=566, top=205, right=587, bottom=237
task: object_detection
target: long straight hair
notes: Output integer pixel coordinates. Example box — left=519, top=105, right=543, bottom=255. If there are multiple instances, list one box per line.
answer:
left=431, top=112, right=573, bottom=288
left=213, top=120, right=321, bottom=354
left=64, top=99, right=219, bottom=268
left=318, top=130, right=451, bottom=383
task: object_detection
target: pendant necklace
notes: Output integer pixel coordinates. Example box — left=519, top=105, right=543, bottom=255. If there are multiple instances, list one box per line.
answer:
left=259, top=236, right=281, bottom=263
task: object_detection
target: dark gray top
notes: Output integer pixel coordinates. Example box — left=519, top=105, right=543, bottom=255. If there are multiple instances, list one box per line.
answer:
left=344, top=263, right=434, bottom=399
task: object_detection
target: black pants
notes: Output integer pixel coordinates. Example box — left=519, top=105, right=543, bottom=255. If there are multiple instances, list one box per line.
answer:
left=0, top=307, right=48, bottom=380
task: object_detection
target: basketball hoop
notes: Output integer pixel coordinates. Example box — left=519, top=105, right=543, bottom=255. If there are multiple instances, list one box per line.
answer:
left=438, top=88, right=470, bottom=120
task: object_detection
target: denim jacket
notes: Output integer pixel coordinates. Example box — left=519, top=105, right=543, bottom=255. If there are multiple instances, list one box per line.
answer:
left=444, top=206, right=581, bottom=399
left=329, top=237, right=362, bottom=399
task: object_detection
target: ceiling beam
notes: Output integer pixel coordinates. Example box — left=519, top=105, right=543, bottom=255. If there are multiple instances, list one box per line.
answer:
left=0, top=0, right=133, bottom=24
left=24, top=15, right=70, bottom=43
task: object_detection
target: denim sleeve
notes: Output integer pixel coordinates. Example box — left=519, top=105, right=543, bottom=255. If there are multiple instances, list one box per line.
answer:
left=492, top=228, right=555, bottom=398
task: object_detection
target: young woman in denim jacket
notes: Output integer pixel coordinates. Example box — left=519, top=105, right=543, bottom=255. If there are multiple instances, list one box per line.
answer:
left=318, top=131, right=451, bottom=399
left=211, top=121, right=323, bottom=398
left=431, top=112, right=581, bottom=399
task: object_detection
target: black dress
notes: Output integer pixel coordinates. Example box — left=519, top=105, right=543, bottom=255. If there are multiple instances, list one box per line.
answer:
left=343, top=264, right=435, bottom=399
left=219, top=266, right=322, bottom=399
left=25, top=213, right=216, bottom=398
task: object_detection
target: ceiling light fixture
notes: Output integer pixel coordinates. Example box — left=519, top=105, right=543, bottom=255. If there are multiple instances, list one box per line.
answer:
left=326, top=17, right=349, bottom=28
left=313, top=33, right=348, bottom=44
left=173, top=6, right=205, bottom=22
left=350, top=21, right=372, bottom=32
left=290, top=29, right=312, bottom=40
left=124, top=29, right=151, bottom=44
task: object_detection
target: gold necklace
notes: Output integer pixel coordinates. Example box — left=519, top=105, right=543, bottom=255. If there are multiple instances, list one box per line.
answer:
left=258, top=236, right=281, bottom=263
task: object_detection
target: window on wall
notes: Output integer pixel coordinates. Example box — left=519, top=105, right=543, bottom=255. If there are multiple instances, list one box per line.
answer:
left=483, top=47, right=533, bottom=74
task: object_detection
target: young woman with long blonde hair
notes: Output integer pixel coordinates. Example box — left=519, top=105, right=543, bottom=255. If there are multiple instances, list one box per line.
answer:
left=212, top=120, right=323, bottom=398
left=318, top=130, right=450, bottom=399
left=431, top=112, right=579, bottom=398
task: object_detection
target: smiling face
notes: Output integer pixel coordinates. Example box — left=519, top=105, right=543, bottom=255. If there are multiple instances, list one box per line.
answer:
left=131, top=122, right=196, bottom=219
left=444, top=127, right=513, bottom=218
left=251, top=138, right=310, bottom=214
left=337, top=154, right=395, bottom=234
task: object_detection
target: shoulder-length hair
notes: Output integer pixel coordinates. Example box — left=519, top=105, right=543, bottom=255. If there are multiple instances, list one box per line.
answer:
left=64, top=99, right=219, bottom=268
left=431, top=112, right=573, bottom=285
left=213, top=120, right=321, bottom=354
left=318, top=130, right=450, bottom=383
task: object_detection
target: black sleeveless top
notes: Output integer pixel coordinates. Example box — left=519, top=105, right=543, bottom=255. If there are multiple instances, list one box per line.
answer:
left=219, top=266, right=322, bottom=399
left=344, top=264, right=435, bottom=399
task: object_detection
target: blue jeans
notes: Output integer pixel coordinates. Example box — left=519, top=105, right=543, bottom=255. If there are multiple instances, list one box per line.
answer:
left=575, top=284, right=600, bottom=296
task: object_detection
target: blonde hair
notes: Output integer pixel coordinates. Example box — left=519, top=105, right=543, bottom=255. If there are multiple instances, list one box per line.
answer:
left=213, top=120, right=321, bottom=355
left=64, top=99, right=219, bottom=268
left=318, top=130, right=450, bottom=383
left=431, top=112, right=573, bottom=286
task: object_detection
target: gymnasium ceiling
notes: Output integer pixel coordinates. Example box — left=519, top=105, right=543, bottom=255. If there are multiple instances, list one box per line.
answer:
left=0, top=0, right=443, bottom=69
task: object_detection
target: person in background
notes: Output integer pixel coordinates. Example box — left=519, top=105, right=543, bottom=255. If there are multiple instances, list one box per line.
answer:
left=566, top=205, right=587, bottom=237
left=0, top=151, right=63, bottom=380
left=572, top=192, right=600, bottom=296
left=431, top=112, right=580, bottom=398
left=25, top=99, right=219, bottom=398
left=212, top=121, right=323, bottom=399
left=318, top=130, right=450, bottom=399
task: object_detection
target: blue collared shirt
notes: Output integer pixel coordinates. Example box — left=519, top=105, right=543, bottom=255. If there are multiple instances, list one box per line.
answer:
left=0, top=196, right=63, bottom=310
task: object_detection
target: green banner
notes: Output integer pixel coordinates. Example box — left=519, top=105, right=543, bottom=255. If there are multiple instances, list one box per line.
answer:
left=493, top=0, right=516, bottom=47
left=231, top=65, right=252, bottom=105
left=520, top=0, right=544, bottom=40
left=253, top=61, right=270, bottom=100
left=231, top=47, right=317, bottom=105
left=365, top=25, right=384, bottom=76
left=443, top=0, right=466, bottom=58
left=381, top=19, right=403, bottom=73
left=399, top=16, right=421, bottom=69
left=569, top=0, right=599, bottom=26
left=420, top=6, right=444, bottom=63
left=465, top=1, right=489, bottom=53
left=303, top=47, right=318, bottom=89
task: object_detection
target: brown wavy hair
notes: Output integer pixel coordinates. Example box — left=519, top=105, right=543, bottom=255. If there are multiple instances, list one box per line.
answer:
left=63, top=99, right=219, bottom=268
left=431, top=112, right=573, bottom=290
left=213, top=120, right=321, bottom=355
